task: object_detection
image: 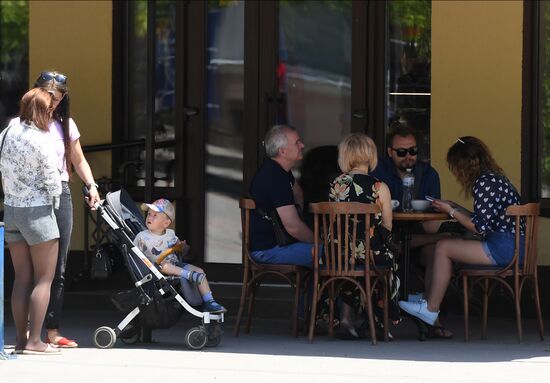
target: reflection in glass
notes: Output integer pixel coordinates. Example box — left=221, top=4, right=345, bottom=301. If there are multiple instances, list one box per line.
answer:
left=386, top=0, right=431, bottom=162
left=278, top=0, right=352, bottom=153
left=124, top=0, right=176, bottom=188
left=540, top=1, right=550, bottom=197
left=0, top=1, right=29, bottom=127
left=204, top=1, right=244, bottom=263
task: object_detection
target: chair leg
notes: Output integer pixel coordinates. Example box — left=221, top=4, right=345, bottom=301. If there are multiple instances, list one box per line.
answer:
left=383, top=275, right=389, bottom=342
left=308, top=274, right=320, bottom=343
left=302, top=273, right=310, bottom=337
left=515, top=279, right=523, bottom=343
left=533, top=276, right=545, bottom=341
left=234, top=285, right=247, bottom=336
left=328, top=282, right=335, bottom=339
left=481, top=278, right=489, bottom=340
left=245, top=281, right=258, bottom=334
left=234, top=281, right=248, bottom=337
left=463, top=275, right=469, bottom=342
left=364, top=276, right=377, bottom=345
left=292, top=272, right=301, bottom=337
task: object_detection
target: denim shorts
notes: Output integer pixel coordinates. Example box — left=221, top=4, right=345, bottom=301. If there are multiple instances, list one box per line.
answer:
left=481, top=231, right=525, bottom=266
left=4, top=204, right=60, bottom=245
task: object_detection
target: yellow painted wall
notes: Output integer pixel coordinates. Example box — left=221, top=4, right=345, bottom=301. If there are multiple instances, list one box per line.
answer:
left=29, top=0, right=112, bottom=250
left=432, top=0, right=550, bottom=265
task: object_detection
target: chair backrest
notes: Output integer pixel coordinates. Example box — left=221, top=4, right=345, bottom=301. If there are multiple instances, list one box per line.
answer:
left=309, top=201, right=381, bottom=276
left=506, top=202, right=540, bottom=275
left=239, top=198, right=256, bottom=266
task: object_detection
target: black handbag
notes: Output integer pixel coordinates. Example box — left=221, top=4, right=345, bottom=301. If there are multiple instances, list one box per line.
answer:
left=91, top=243, right=115, bottom=279
left=257, top=207, right=298, bottom=246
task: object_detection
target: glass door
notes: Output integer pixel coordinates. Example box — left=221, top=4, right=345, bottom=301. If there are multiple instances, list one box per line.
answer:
left=203, top=1, right=245, bottom=263
left=276, top=1, right=353, bottom=152
left=120, top=0, right=179, bottom=194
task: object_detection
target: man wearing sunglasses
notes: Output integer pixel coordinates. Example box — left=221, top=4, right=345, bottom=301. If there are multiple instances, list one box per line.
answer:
left=372, top=121, right=455, bottom=339
left=371, top=120, right=441, bottom=203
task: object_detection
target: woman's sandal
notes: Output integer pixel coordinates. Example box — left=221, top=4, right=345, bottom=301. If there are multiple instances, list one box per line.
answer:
left=46, top=336, right=78, bottom=348
left=336, top=323, right=360, bottom=340
left=428, top=326, right=453, bottom=339
left=408, top=315, right=453, bottom=341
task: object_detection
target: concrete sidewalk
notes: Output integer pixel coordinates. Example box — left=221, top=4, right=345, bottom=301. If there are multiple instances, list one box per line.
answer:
left=2, top=308, right=550, bottom=383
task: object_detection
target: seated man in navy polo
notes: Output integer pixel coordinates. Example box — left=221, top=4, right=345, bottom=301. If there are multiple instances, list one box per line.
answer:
left=249, top=124, right=314, bottom=268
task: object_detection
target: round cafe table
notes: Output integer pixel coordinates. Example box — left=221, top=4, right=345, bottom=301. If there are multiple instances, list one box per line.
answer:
left=392, top=211, right=449, bottom=297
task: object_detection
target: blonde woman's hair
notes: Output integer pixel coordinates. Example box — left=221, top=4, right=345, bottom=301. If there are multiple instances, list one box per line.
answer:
left=338, top=133, right=378, bottom=173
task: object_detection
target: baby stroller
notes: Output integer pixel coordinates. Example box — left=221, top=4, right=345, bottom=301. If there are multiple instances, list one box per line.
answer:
left=88, top=188, right=224, bottom=350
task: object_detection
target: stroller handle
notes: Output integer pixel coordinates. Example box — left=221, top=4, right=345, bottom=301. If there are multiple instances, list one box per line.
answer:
left=82, top=185, right=101, bottom=210
left=156, top=242, right=184, bottom=265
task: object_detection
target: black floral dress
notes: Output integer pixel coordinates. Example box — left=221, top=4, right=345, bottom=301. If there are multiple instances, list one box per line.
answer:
left=328, top=172, right=401, bottom=322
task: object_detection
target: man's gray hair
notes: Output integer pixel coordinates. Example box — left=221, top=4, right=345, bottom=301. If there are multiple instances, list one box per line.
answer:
left=264, top=124, right=293, bottom=158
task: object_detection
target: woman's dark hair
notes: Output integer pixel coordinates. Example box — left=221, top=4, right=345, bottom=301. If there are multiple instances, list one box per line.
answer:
left=446, top=136, right=502, bottom=196
left=34, top=72, right=72, bottom=176
left=19, top=88, right=53, bottom=131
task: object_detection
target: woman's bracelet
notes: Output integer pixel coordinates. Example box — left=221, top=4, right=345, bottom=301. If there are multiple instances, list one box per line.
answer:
left=87, top=182, right=99, bottom=189
left=449, top=208, right=456, bottom=219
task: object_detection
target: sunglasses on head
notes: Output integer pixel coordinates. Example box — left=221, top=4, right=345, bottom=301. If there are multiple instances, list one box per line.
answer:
left=391, top=146, right=419, bottom=157
left=40, top=71, right=67, bottom=84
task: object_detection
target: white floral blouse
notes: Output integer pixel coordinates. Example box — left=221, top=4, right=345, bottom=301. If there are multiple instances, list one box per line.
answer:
left=0, top=119, right=62, bottom=207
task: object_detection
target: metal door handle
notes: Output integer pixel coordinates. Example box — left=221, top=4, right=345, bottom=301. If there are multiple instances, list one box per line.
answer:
left=183, top=107, right=199, bottom=117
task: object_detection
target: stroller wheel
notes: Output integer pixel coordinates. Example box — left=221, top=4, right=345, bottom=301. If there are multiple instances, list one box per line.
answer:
left=93, top=326, right=117, bottom=349
left=185, top=326, right=207, bottom=350
left=206, top=334, right=221, bottom=347
left=120, top=324, right=140, bottom=344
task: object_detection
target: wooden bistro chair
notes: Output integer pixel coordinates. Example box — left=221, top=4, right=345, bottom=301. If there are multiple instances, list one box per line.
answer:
left=460, top=203, right=544, bottom=342
left=308, top=202, right=391, bottom=345
left=235, top=198, right=310, bottom=337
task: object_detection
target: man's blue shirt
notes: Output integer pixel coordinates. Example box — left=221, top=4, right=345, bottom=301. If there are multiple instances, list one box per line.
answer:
left=371, top=156, right=441, bottom=202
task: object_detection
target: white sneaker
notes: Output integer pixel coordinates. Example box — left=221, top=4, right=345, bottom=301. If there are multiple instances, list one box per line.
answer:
left=398, top=299, right=438, bottom=325
left=407, top=292, right=424, bottom=302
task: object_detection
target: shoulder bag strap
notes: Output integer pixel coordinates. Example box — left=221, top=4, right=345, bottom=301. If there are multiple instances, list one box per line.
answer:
left=0, top=125, right=13, bottom=164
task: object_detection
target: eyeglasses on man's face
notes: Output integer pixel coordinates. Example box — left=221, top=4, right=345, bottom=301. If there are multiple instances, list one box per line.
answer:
left=40, top=71, right=67, bottom=84
left=391, top=146, right=419, bottom=157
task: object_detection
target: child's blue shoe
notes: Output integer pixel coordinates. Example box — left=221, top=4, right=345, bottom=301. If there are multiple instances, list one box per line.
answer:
left=203, top=300, right=227, bottom=313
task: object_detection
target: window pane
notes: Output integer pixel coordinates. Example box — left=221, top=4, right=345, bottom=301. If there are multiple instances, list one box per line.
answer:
left=123, top=0, right=176, bottom=188
left=540, top=1, right=550, bottom=197
left=153, top=0, right=176, bottom=187
left=0, top=0, right=29, bottom=126
left=386, top=0, right=431, bottom=162
left=278, top=0, right=352, bottom=151
left=125, top=0, right=148, bottom=186
left=204, top=0, right=244, bottom=263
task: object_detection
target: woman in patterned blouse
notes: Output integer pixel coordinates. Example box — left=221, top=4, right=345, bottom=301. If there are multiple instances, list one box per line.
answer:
left=328, top=133, right=400, bottom=338
left=399, top=136, right=523, bottom=327
left=0, top=88, right=62, bottom=354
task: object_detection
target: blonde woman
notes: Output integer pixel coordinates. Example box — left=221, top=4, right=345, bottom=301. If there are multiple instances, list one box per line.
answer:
left=328, top=133, right=400, bottom=338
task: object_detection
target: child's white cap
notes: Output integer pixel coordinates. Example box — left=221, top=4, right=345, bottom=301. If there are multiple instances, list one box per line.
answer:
left=141, top=198, right=175, bottom=221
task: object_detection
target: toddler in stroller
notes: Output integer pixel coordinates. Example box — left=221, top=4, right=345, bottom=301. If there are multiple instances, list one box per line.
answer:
left=90, top=189, right=224, bottom=350
left=134, top=198, right=226, bottom=314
